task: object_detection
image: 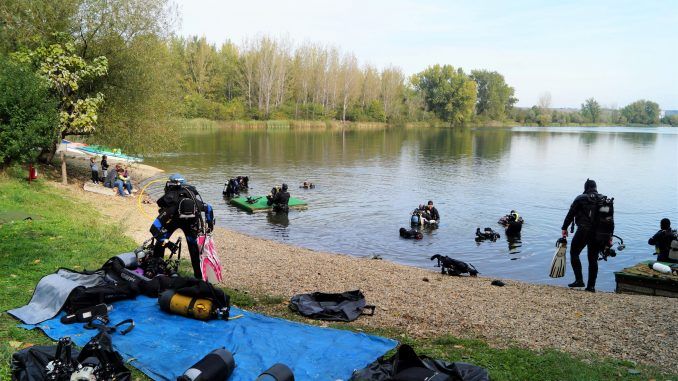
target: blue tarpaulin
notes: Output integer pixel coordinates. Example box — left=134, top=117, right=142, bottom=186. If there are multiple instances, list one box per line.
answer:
left=22, top=295, right=397, bottom=380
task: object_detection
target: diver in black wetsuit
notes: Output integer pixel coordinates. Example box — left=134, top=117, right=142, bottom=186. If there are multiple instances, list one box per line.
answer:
left=267, top=183, right=290, bottom=213
left=648, top=218, right=676, bottom=263
left=150, top=174, right=214, bottom=279
left=561, top=179, right=601, bottom=292
left=425, top=200, right=440, bottom=223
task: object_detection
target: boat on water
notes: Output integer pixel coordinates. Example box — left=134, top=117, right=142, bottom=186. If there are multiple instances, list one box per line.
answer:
left=61, top=139, right=143, bottom=162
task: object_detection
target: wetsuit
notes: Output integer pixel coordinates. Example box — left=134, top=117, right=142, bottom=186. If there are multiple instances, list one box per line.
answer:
left=562, top=191, right=601, bottom=289
left=150, top=183, right=214, bottom=278
left=427, top=206, right=440, bottom=222
left=649, top=229, right=676, bottom=262
left=268, top=190, right=290, bottom=213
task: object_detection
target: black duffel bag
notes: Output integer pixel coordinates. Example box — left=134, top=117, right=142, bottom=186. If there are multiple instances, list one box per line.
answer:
left=289, top=290, right=375, bottom=322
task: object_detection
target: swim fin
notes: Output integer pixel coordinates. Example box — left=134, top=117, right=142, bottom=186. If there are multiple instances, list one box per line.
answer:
left=549, top=238, right=567, bottom=278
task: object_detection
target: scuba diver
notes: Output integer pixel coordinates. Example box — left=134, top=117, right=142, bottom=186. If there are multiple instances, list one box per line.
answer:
left=411, top=201, right=439, bottom=227
left=300, top=181, right=315, bottom=189
left=648, top=218, right=677, bottom=263
left=223, top=178, right=240, bottom=198
left=561, top=179, right=602, bottom=293
left=500, top=210, right=524, bottom=237
left=267, top=183, right=290, bottom=213
left=425, top=200, right=440, bottom=223
left=223, top=176, right=249, bottom=198
left=150, top=174, right=214, bottom=279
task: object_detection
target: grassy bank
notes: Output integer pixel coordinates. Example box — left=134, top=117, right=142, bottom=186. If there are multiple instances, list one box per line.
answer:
left=0, top=171, right=675, bottom=380
left=178, top=118, right=391, bottom=130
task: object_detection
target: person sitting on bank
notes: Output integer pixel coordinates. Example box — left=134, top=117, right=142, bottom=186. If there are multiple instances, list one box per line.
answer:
left=113, top=166, right=133, bottom=196
left=425, top=200, right=440, bottom=223
left=104, top=163, right=119, bottom=188
left=648, top=218, right=677, bottom=263
left=267, top=183, right=290, bottom=213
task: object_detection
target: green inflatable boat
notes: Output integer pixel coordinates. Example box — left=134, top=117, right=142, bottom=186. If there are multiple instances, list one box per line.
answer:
left=229, top=196, right=307, bottom=213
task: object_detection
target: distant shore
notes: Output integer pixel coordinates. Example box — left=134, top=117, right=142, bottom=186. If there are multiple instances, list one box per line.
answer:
left=60, top=164, right=678, bottom=372
left=176, top=118, right=674, bottom=130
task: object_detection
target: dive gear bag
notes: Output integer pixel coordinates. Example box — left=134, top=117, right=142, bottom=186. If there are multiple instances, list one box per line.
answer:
left=289, top=290, right=375, bottom=322
left=350, top=344, right=489, bottom=381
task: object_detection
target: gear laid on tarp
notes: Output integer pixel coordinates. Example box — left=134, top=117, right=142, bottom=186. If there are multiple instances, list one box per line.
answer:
left=21, top=295, right=397, bottom=381
left=8, top=251, right=226, bottom=325
left=289, top=290, right=376, bottom=322
left=7, top=269, right=108, bottom=324
left=350, top=344, right=490, bottom=381
left=11, top=330, right=131, bottom=381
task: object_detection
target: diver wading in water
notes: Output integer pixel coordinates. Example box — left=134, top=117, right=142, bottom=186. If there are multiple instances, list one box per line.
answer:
left=267, top=183, right=290, bottom=213
left=150, top=174, right=214, bottom=279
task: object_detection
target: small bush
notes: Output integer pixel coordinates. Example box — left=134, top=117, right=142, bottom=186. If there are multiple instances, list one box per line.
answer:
left=0, top=57, right=58, bottom=166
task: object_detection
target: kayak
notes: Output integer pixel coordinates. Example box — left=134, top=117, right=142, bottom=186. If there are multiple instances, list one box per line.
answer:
left=230, top=196, right=307, bottom=213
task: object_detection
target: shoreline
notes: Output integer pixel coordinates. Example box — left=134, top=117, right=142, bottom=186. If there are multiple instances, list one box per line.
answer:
left=59, top=165, right=678, bottom=372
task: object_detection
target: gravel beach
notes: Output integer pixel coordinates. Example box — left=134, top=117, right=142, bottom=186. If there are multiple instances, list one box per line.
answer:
left=61, top=176, right=678, bottom=372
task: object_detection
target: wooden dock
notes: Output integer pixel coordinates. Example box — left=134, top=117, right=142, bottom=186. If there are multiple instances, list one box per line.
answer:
left=614, top=260, right=678, bottom=298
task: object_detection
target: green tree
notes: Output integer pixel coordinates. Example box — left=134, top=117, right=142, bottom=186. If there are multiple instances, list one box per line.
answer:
left=13, top=41, right=107, bottom=154
left=580, top=98, right=601, bottom=123
left=0, top=57, right=59, bottom=166
left=621, top=100, right=660, bottom=125
left=411, top=65, right=477, bottom=125
left=470, top=70, right=517, bottom=120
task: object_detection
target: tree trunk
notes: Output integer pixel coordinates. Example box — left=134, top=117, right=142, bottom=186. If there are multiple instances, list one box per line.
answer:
left=61, top=150, right=67, bottom=185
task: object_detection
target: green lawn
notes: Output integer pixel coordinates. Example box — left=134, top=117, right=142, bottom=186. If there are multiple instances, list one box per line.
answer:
left=0, top=172, right=674, bottom=381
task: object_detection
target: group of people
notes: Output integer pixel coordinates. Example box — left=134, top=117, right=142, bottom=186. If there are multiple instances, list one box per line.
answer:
left=410, top=201, right=440, bottom=227
left=89, top=155, right=133, bottom=196
left=222, top=176, right=249, bottom=198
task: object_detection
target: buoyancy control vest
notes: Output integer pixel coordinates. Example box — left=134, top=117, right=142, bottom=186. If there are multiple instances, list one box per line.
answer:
left=151, top=184, right=214, bottom=237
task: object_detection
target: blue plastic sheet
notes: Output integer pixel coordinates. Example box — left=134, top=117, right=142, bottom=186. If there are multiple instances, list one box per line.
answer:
left=22, top=296, right=397, bottom=380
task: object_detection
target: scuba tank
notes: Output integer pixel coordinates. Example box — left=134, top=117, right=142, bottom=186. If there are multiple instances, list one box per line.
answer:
left=411, top=213, right=421, bottom=225
left=255, top=364, right=295, bottom=381
left=159, top=290, right=229, bottom=321
left=177, top=348, right=235, bottom=381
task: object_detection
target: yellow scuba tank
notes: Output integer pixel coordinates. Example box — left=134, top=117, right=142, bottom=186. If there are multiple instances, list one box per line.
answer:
left=159, top=290, right=215, bottom=320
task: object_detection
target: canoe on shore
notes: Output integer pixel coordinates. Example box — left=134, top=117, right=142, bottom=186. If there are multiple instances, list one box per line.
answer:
left=229, top=195, right=307, bottom=213
left=61, top=139, right=143, bottom=162
left=615, top=260, right=678, bottom=298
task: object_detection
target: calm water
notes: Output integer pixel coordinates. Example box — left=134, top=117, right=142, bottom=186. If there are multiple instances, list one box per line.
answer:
left=144, top=126, right=678, bottom=291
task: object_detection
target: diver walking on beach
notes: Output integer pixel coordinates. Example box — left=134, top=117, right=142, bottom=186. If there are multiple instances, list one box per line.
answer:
left=561, top=179, right=602, bottom=292
left=150, top=174, right=214, bottom=278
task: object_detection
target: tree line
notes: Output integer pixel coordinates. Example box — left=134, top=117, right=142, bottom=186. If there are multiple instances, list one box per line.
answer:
left=169, top=35, right=518, bottom=125
left=0, top=0, right=674, bottom=166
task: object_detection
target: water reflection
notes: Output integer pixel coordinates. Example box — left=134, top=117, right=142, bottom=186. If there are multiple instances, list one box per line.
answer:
left=266, top=211, right=290, bottom=228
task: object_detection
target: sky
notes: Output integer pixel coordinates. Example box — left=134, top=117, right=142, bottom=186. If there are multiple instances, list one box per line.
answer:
left=176, top=0, right=678, bottom=110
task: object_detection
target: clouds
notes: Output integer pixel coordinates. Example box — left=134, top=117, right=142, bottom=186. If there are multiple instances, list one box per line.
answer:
left=176, top=0, right=678, bottom=109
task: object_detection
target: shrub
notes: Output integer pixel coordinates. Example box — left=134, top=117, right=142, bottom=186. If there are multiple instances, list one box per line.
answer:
left=0, top=57, right=58, bottom=166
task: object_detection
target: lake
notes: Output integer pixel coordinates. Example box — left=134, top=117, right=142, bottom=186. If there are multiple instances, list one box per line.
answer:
left=144, top=125, right=678, bottom=291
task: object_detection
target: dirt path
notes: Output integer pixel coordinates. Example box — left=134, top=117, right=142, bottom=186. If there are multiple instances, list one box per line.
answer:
left=57, top=178, right=678, bottom=372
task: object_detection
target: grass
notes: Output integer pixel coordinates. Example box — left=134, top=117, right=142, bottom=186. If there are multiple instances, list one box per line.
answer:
left=0, top=169, right=676, bottom=381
